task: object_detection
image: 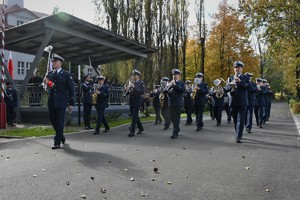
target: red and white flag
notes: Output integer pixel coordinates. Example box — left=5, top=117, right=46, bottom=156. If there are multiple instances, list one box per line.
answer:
left=8, top=51, right=14, bottom=78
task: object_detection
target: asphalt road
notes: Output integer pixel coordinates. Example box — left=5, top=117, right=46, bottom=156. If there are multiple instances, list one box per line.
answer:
left=0, top=102, right=299, bottom=200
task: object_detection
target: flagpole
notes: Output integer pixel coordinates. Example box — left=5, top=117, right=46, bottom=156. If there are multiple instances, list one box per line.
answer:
left=0, top=0, right=6, bottom=129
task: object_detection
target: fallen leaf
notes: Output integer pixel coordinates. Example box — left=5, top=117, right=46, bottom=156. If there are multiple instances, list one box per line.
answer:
left=177, top=153, right=181, bottom=156
left=80, top=194, right=86, bottom=199
left=151, top=178, right=156, bottom=181
left=154, top=168, right=159, bottom=174
left=182, top=147, right=187, bottom=150
left=245, top=167, right=250, bottom=170
left=265, top=189, right=270, bottom=192
left=91, top=176, right=95, bottom=180
left=140, top=191, right=148, bottom=197
left=33, top=175, right=37, bottom=177
left=108, top=160, right=112, bottom=163
left=66, top=181, right=70, bottom=186
left=242, top=156, right=246, bottom=158
left=130, top=177, right=135, bottom=181
left=185, top=175, right=189, bottom=178
left=124, top=169, right=128, bottom=171
left=150, top=159, right=155, bottom=162
left=101, top=187, right=107, bottom=193
left=167, top=181, right=172, bottom=185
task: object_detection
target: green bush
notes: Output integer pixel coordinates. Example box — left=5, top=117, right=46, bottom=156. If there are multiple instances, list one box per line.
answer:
left=292, top=102, right=300, bottom=114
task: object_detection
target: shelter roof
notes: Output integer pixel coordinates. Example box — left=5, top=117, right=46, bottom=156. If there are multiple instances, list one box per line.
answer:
left=4, top=12, right=156, bottom=65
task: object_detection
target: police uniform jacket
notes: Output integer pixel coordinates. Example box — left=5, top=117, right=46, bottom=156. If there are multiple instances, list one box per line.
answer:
left=247, top=81, right=258, bottom=106
left=264, top=88, right=271, bottom=105
left=255, top=86, right=266, bottom=106
left=150, top=91, right=160, bottom=107
left=162, top=89, right=169, bottom=108
left=129, top=80, right=145, bottom=107
left=184, top=88, right=194, bottom=107
left=229, top=74, right=249, bottom=107
left=194, top=82, right=209, bottom=106
left=47, top=70, right=75, bottom=108
left=168, top=80, right=185, bottom=107
left=82, top=81, right=93, bottom=104
left=96, top=84, right=109, bottom=108
left=4, top=88, right=17, bottom=107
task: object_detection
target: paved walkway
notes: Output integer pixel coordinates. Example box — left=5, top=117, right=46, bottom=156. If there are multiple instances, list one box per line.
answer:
left=0, top=102, right=299, bottom=200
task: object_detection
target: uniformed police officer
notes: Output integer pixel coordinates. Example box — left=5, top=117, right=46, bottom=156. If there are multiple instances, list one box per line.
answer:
left=262, top=79, right=270, bottom=124
left=150, top=85, right=162, bottom=125
left=184, top=80, right=194, bottom=125
left=194, top=72, right=209, bottom=131
left=127, top=69, right=145, bottom=137
left=4, top=81, right=17, bottom=126
left=228, top=61, right=249, bottom=143
left=168, top=69, right=185, bottom=139
left=94, top=75, right=110, bottom=135
left=82, top=74, right=93, bottom=130
left=265, top=83, right=273, bottom=122
left=45, top=54, right=75, bottom=149
left=160, top=77, right=171, bottom=130
left=254, top=78, right=266, bottom=128
left=245, top=72, right=257, bottom=133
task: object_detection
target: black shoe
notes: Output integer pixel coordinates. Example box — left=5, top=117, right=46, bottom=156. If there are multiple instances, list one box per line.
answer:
left=216, top=123, right=220, bottom=126
left=104, top=129, right=109, bottom=133
left=93, top=131, right=100, bottom=135
left=137, top=129, right=143, bottom=134
left=163, top=126, right=169, bottom=130
left=88, top=126, right=93, bottom=129
left=128, top=133, right=134, bottom=137
left=171, top=134, right=177, bottom=139
left=196, top=127, right=201, bottom=131
left=247, top=129, right=252, bottom=133
left=52, top=144, right=61, bottom=149
left=61, top=137, right=66, bottom=144
left=227, top=121, right=230, bottom=124
left=236, top=139, right=242, bottom=143
left=185, top=123, right=191, bottom=125
left=85, top=126, right=90, bottom=130
left=259, top=124, right=263, bottom=128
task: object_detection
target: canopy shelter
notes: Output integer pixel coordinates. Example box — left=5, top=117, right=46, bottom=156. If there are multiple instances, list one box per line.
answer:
left=3, top=12, right=156, bottom=121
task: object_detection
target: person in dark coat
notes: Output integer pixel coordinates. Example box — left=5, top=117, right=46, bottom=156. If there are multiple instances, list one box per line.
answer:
left=184, top=80, right=194, bottom=125
left=4, top=81, right=17, bottom=126
left=209, top=79, right=228, bottom=126
left=245, top=72, right=258, bottom=133
left=150, top=85, right=162, bottom=125
left=266, top=83, right=273, bottom=121
left=81, top=74, right=93, bottom=130
left=160, top=77, right=171, bottom=130
left=44, top=54, right=75, bottom=149
left=262, top=79, right=270, bottom=124
left=126, top=69, right=145, bottom=137
left=94, top=75, right=110, bottom=135
left=254, top=78, right=266, bottom=128
left=168, top=68, right=185, bottom=139
left=194, top=72, right=209, bottom=131
left=227, top=61, right=249, bottom=143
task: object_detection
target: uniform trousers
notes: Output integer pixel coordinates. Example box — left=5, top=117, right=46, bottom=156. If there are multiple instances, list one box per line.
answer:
left=49, top=107, right=66, bottom=145
left=95, top=106, right=109, bottom=132
left=83, top=103, right=92, bottom=127
left=245, top=105, right=254, bottom=130
left=195, top=105, right=205, bottom=128
left=184, top=106, right=193, bottom=124
left=161, top=106, right=171, bottom=128
left=254, top=105, right=264, bottom=126
left=170, top=106, right=181, bottom=135
left=231, top=106, right=247, bottom=140
left=213, top=105, right=223, bottom=125
left=154, top=106, right=162, bottom=124
left=6, top=105, right=15, bottom=124
left=130, top=106, right=143, bottom=133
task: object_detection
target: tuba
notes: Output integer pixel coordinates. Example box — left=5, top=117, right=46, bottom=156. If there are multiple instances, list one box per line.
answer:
left=213, top=78, right=225, bottom=98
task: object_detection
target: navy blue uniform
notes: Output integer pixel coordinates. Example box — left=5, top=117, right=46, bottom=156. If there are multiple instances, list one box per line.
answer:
left=161, top=89, right=171, bottom=129
left=47, top=69, right=75, bottom=145
left=168, top=80, right=185, bottom=137
left=263, top=88, right=271, bottom=123
left=266, top=89, right=273, bottom=121
left=229, top=74, right=249, bottom=140
left=150, top=91, right=162, bottom=124
left=82, top=81, right=93, bottom=128
left=184, top=88, right=194, bottom=125
left=245, top=81, right=257, bottom=132
left=209, top=88, right=228, bottom=126
left=4, top=88, right=17, bottom=125
left=254, top=85, right=266, bottom=127
left=194, top=82, right=209, bottom=129
left=129, top=80, right=145, bottom=135
left=95, top=84, right=110, bottom=133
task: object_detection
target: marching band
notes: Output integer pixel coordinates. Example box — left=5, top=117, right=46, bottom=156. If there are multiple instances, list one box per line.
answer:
left=79, top=61, right=273, bottom=144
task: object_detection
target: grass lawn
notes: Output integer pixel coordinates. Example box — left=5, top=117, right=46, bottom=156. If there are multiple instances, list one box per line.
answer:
left=0, top=116, right=156, bottom=138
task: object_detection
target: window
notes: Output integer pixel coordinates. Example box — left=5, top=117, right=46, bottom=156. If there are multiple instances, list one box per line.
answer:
left=17, top=61, right=25, bottom=75
left=17, top=20, right=24, bottom=25
left=26, top=62, right=31, bottom=73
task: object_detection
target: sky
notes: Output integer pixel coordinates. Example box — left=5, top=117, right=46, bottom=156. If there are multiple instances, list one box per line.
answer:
left=24, top=0, right=239, bottom=27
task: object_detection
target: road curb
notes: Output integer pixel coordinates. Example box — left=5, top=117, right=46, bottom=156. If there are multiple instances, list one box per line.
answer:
left=290, top=108, right=300, bottom=135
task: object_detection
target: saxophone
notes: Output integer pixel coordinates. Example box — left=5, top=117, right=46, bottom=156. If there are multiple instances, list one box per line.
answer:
left=191, top=77, right=202, bottom=99
left=92, top=83, right=100, bottom=105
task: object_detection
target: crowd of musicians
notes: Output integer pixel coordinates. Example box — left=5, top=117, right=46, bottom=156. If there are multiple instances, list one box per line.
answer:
left=42, top=54, right=273, bottom=149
